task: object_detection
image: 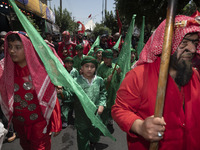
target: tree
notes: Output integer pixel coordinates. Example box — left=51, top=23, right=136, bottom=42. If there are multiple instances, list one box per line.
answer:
left=54, top=7, right=78, bottom=33
left=26, top=15, right=41, bottom=34
left=92, top=23, right=111, bottom=38
left=181, top=0, right=200, bottom=16
left=103, top=11, right=118, bottom=34
left=115, top=0, right=200, bottom=31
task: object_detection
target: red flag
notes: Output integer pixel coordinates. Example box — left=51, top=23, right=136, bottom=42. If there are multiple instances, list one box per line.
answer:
left=77, top=21, right=85, bottom=34
left=88, top=14, right=92, bottom=18
left=116, top=10, right=122, bottom=34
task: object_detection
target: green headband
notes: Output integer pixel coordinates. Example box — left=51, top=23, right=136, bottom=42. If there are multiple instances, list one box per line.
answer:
left=131, top=48, right=136, bottom=53
left=64, top=57, right=73, bottom=63
left=102, top=49, right=113, bottom=58
left=112, top=47, right=119, bottom=52
left=81, top=56, right=98, bottom=68
left=75, top=44, right=83, bottom=50
left=96, top=48, right=104, bottom=53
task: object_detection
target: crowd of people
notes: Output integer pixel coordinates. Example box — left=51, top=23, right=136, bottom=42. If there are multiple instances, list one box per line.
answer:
left=0, top=12, right=200, bottom=150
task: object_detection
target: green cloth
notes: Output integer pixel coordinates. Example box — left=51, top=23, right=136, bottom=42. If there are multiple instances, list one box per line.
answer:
left=9, top=0, right=115, bottom=141
left=81, top=56, right=98, bottom=68
left=97, top=63, right=121, bottom=110
left=111, top=47, right=119, bottom=52
left=131, top=48, right=136, bottom=53
left=57, top=67, right=79, bottom=122
left=74, top=75, right=107, bottom=129
left=73, top=55, right=85, bottom=72
left=117, top=14, right=136, bottom=85
left=102, top=49, right=113, bottom=59
left=64, top=56, right=73, bottom=63
left=89, top=48, right=104, bottom=57
left=97, top=63, right=121, bottom=123
left=112, top=57, right=118, bottom=64
left=68, top=67, right=79, bottom=80
left=96, top=48, right=104, bottom=53
left=112, top=35, right=122, bottom=50
left=87, top=36, right=100, bottom=56
left=75, top=45, right=83, bottom=50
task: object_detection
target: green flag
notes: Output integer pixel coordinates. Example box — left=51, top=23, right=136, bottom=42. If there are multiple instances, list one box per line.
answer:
left=112, top=35, right=122, bottom=50
left=137, top=16, right=145, bottom=57
left=87, top=36, right=100, bottom=56
left=9, top=0, right=115, bottom=141
left=117, top=14, right=136, bottom=84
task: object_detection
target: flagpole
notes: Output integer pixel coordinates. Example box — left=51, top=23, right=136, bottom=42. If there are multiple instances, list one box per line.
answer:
left=149, top=0, right=177, bottom=149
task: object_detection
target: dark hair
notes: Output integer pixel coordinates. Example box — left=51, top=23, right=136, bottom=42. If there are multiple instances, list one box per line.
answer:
left=7, top=34, right=21, bottom=42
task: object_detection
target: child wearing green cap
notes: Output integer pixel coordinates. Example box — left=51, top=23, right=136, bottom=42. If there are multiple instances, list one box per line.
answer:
left=95, top=48, right=104, bottom=67
left=97, top=49, right=122, bottom=133
left=130, top=48, right=138, bottom=67
left=57, top=57, right=79, bottom=127
left=74, top=56, right=107, bottom=150
left=73, top=45, right=85, bottom=73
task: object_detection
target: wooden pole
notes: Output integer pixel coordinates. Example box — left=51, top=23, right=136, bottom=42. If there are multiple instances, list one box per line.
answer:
left=149, top=0, right=177, bottom=149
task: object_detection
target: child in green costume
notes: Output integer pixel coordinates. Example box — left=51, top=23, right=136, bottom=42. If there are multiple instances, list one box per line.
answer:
left=57, top=57, right=79, bottom=127
left=75, top=56, right=107, bottom=150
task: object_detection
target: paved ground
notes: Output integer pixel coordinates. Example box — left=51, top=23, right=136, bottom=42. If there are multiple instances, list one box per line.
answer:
left=2, top=122, right=128, bottom=150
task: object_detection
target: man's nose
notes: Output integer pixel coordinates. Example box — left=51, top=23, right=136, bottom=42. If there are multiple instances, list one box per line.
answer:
left=186, top=41, right=197, bottom=53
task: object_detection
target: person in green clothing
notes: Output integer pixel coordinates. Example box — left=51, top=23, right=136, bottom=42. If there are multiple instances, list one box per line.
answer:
left=111, top=47, right=119, bottom=64
left=130, top=48, right=138, bottom=68
left=75, top=56, right=107, bottom=150
left=88, top=45, right=101, bottom=57
left=95, top=48, right=104, bottom=68
left=57, top=57, right=79, bottom=127
left=73, top=45, right=85, bottom=73
left=97, top=49, right=121, bottom=133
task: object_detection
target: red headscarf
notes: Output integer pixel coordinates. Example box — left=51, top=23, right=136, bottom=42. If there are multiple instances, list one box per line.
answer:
left=0, top=31, right=58, bottom=130
left=135, top=15, right=200, bottom=67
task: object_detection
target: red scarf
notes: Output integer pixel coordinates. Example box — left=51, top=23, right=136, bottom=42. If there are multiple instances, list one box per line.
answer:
left=0, top=32, right=58, bottom=131
left=135, top=15, right=200, bottom=67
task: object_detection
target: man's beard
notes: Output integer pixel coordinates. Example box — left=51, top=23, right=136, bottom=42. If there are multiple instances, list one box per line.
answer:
left=170, top=52, right=193, bottom=86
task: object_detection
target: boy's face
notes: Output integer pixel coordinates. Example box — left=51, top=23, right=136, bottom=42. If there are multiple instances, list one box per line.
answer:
left=81, top=63, right=96, bottom=78
left=103, top=57, right=112, bottom=66
left=8, top=40, right=26, bottom=67
left=64, top=61, right=73, bottom=72
left=131, top=51, right=136, bottom=60
left=113, top=50, right=118, bottom=58
left=96, top=51, right=102, bottom=60
left=76, top=49, right=83, bottom=55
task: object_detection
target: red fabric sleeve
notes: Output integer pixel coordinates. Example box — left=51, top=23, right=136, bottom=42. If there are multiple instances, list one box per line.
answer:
left=111, top=68, right=144, bottom=138
left=72, top=43, right=77, bottom=57
left=57, top=42, right=64, bottom=60
left=107, top=39, right=115, bottom=49
left=50, top=98, right=62, bottom=133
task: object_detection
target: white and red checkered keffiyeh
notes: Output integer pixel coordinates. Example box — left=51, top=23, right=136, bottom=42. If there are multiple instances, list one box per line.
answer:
left=135, top=15, right=200, bottom=67
left=0, top=31, right=58, bottom=129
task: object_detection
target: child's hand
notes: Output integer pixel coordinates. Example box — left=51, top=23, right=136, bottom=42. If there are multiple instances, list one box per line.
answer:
left=116, top=67, right=122, bottom=74
left=49, top=131, right=61, bottom=137
left=107, top=75, right=113, bottom=82
left=97, top=106, right=104, bottom=115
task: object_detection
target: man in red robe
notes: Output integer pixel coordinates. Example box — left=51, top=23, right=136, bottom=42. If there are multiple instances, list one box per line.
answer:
left=111, top=15, right=200, bottom=150
left=0, top=31, right=62, bottom=150
left=76, top=33, right=91, bottom=55
left=57, top=31, right=76, bottom=60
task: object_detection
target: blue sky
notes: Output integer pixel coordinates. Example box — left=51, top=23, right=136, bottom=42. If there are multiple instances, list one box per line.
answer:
left=49, top=0, right=115, bottom=24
